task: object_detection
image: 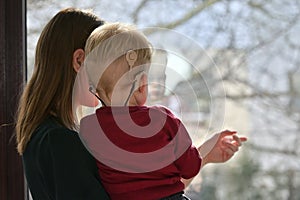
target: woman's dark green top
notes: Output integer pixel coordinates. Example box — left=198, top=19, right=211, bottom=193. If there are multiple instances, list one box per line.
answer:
left=23, top=116, right=110, bottom=200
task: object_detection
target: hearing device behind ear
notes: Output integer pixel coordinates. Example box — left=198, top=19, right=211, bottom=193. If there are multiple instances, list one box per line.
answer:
left=88, top=83, right=96, bottom=93
left=89, top=84, right=107, bottom=106
left=126, top=50, right=137, bottom=67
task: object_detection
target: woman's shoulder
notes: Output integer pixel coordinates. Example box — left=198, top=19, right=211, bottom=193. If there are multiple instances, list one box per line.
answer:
left=36, top=116, right=76, bottom=136
left=37, top=116, right=74, bottom=133
left=28, top=116, right=80, bottom=151
left=25, top=116, right=93, bottom=164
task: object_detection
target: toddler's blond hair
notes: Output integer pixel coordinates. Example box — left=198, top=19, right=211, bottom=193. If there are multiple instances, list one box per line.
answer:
left=85, top=22, right=152, bottom=95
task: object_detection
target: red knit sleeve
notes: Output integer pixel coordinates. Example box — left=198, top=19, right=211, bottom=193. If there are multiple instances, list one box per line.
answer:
left=159, top=106, right=202, bottom=179
left=174, top=144, right=202, bottom=179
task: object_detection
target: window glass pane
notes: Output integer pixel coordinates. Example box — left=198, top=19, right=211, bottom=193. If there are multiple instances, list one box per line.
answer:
left=27, top=1, right=300, bottom=199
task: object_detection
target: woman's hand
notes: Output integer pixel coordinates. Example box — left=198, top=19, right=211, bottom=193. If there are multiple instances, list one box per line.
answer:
left=198, top=130, right=247, bottom=167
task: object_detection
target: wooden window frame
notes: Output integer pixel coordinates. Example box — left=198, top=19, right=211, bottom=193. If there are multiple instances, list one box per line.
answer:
left=0, top=0, right=27, bottom=199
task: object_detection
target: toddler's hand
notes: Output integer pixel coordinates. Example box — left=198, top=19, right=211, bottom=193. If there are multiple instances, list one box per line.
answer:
left=198, top=130, right=247, bottom=165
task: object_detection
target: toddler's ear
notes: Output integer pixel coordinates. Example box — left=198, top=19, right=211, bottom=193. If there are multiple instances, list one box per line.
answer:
left=135, top=73, right=148, bottom=106
left=138, top=73, right=148, bottom=92
left=73, top=49, right=85, bottom=72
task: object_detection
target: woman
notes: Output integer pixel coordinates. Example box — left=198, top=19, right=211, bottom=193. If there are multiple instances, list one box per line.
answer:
left=16, top=8, right=110, bottom=199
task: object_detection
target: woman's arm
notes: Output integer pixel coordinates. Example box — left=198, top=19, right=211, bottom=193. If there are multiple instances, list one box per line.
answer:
left=48, top=128, right=110, bottom=200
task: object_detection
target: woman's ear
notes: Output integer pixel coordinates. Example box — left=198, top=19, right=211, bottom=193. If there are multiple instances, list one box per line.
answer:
left=73, top=49, right=85, bottom=73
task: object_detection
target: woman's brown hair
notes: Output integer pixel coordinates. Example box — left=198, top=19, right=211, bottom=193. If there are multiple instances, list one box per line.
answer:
left=16, top=8, right=104, bottom=155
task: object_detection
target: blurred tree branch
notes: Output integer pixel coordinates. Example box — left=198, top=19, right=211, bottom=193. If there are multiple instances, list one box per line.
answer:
left=247, top=142, right=299, bottom=157
left=144, top=0, right=221, bottom=35
left=161, top=0, right=221, bottom=29
left=132, top=0, right=149, bottom=24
